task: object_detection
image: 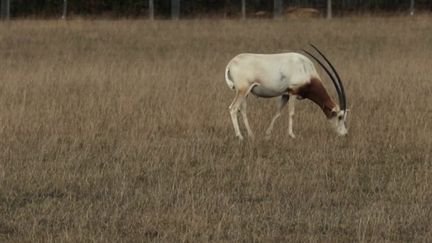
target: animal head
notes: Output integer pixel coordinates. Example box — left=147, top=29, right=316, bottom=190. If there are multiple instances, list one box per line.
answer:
left=329, top=107, right=348, bottom=136
left=303, top=44, right=348, bottom=137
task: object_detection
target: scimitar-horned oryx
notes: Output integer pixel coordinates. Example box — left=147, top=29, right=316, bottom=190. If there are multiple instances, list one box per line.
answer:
left=224, top=44, right=347, bottom=140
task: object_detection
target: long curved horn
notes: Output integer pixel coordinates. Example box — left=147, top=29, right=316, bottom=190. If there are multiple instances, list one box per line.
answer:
left=310, top=44, right=346, bottom=111
left=302, top=49, right=344, bottom=111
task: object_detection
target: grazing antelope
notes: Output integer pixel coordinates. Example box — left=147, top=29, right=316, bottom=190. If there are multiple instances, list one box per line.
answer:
left=225, top=45, right=347, bottom=140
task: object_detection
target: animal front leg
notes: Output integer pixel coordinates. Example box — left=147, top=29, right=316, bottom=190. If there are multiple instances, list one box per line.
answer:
left=288, top=95, right=296, bottom=138
left=240, top=100, right=254, bottom=139
left=265, top=94, right=289, bottom=139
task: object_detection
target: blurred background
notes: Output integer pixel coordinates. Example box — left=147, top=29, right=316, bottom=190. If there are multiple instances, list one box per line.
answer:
left=1, top=0, right=431, bottom=20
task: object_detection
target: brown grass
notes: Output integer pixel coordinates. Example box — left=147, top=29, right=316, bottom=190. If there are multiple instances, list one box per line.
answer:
left=0, top=16, right=431, bottom=242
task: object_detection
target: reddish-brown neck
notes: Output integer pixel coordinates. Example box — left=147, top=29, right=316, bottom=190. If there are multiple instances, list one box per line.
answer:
left=295, top=78, right=337, bottom=119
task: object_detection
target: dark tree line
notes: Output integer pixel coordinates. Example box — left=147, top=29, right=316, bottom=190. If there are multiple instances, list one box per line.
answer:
left=2, top=0, right=432, bottom=18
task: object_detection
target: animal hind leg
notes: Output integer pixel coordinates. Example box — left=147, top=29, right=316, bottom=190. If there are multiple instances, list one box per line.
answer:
left=265, top=94, right=289, bottom=139
left=229, top=89, right=246, bottom=140
left=229, top=84, right=258, bottom=140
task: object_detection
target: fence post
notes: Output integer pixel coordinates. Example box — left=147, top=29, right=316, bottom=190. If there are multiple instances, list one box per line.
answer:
left=327, top=0, right=332, bottom=19
left=1, top=0, right=10, bottom=20
left=171, top=0, right=180, bottom=20
left=410, top=0, right=415, bottom=15
left=274, top=0, right=283, bottom=19
left=62, top=0, right=67, bottom=19
left=149, top=0, right=154, bottom=20
left=241, top=0, right=246, bottom=19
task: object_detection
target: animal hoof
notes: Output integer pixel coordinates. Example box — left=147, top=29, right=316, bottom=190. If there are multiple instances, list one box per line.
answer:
left=289, top=133, right=296, bottom=139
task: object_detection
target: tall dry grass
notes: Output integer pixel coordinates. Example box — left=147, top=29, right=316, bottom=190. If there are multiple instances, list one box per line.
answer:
left=0, top=16, right=431, bottom=242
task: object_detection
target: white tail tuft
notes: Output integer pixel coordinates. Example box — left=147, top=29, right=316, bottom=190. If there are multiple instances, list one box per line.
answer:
left=225, top=68, right=235, bottom=90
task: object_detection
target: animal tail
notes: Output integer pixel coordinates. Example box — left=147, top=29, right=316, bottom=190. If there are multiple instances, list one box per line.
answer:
left=225, top=68, right=235, bottom=90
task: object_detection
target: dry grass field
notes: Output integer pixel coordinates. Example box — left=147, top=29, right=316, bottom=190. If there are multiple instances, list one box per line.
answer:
left=0, top=16, right=431, bottom=242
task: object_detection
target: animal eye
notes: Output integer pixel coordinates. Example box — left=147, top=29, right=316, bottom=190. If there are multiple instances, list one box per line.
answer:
left=338, top=116, right=343, bottom=120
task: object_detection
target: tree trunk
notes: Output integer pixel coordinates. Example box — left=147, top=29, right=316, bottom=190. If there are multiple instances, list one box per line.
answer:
left=274, top=0, right=283, bottom=19
left=62, top=0, right=67, bottom=19
left=1, top=0, right=10, bottom=20
left=327, top=0, right=332, bottom=19
left=171, top=0, right=180, bottom=20
left=241, top=0, right=246, bottom=19
left=149, top=0, right=154, bottom=20
left=410, top=0, right=415, bottom=15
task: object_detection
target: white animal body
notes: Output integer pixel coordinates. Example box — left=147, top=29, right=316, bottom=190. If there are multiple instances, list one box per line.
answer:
left=225, top=46, right=348, bottom=140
